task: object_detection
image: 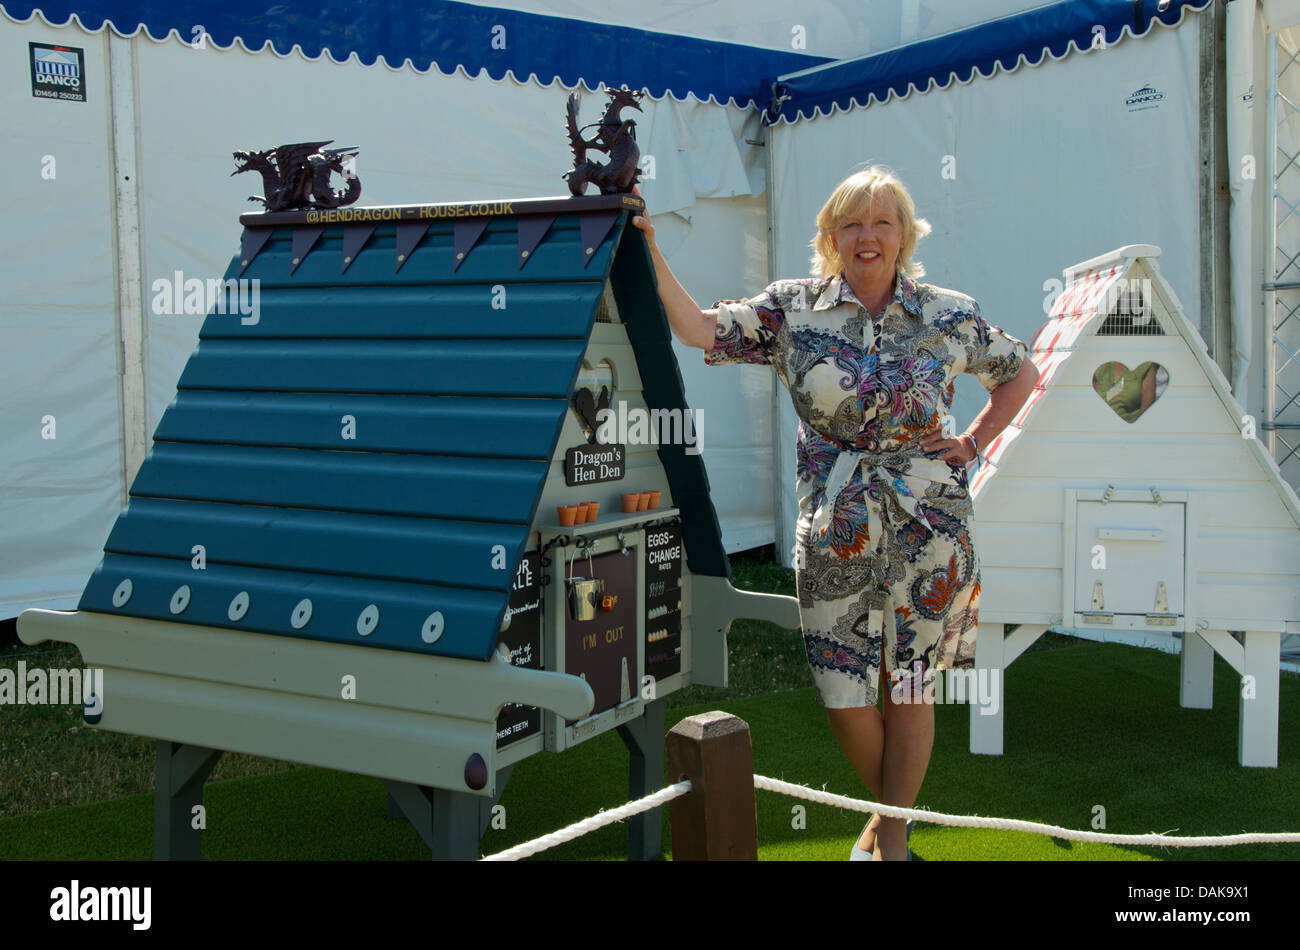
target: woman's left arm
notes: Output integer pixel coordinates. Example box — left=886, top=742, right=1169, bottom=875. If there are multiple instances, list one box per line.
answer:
left=963, top=357, right=1040, bottom=457
left=922, top=357, right=1040, bottom=463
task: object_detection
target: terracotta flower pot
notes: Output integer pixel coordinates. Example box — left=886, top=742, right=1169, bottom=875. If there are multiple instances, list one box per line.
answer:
left=621, top=492, right=640, bottom=513
left=648, top=491, right=662, bottom=509
left=574, top=502, right=589, bottom=525
left=637, top=492, right=651, bottom=511
left=585, top=501, right=600, bottom=521
left=557, top=504, right=577, bottom=527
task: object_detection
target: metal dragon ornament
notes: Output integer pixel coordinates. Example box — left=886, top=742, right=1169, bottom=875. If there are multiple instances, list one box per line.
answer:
left=563, top=87, right=645, bottom=196
left=232, top=140, right=362, bottom=211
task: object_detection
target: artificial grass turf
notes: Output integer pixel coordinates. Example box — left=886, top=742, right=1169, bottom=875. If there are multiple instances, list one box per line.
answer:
left=1, top=637, right=1296, bottom=861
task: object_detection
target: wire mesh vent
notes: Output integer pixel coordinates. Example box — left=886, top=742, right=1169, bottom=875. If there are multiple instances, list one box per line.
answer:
left=1095, top=283, right=1163, bottom=335
left=596, top=283, right=618, bottom=323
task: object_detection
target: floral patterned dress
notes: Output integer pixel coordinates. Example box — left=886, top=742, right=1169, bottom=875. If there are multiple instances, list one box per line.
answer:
left=704, top=272, right=1028, bottom=708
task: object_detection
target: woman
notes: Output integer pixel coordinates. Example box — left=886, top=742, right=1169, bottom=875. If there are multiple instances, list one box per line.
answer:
left=631, top=166, right=1040, bottom=861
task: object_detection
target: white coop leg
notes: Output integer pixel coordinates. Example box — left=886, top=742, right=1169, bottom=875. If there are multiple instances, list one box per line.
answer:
left=970, top=622, right=1005, bottom=756
left=1179, top=628, right=1215, bottom=710
left=1239, top=631, right=1281, bottom=768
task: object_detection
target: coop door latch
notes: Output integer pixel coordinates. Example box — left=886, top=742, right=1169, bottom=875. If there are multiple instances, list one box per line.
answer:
left=1145, top=581, right=1178, bottom=626
left=1078, top=580, right=1113, bottom=624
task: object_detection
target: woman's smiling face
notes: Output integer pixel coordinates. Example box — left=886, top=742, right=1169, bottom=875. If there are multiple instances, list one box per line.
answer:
left=833, top=191, right=902, bottom=297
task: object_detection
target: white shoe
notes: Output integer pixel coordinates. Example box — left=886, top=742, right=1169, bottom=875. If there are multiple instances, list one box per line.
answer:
left=849, top=816, right=876, bottom=861
left=849, top=818, right=914, bottom=861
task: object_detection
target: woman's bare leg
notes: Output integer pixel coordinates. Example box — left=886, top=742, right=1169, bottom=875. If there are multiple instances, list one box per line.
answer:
left=825, top=702, right=885, bottom=851
left=873, top=659, right=935, bottom=860
left=825, top=651, right=935, bottom=860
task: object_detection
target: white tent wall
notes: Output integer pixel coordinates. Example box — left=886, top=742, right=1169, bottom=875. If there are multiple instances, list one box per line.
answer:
left=765, top=9, right=1206, bottom=568
left=0, top=12, right=774, bottom=619
left=460, top=0, right=1068, bottom=59
left=1263, top=0, right=1300, bottom=28
left=0, top=16, right=126, bottom=615
left=652, top=194, right=777, bottom=553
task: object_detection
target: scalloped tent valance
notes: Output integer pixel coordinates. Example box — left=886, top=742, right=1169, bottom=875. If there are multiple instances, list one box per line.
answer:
left=767, top=0, right=1216, bottom=124
left=2, top=0, right=832, bottom=109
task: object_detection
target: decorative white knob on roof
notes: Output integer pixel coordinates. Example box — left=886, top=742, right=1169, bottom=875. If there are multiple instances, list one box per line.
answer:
left=357, top=604, right=379, bottom=637
left=228, top=591, right=250, bottom=621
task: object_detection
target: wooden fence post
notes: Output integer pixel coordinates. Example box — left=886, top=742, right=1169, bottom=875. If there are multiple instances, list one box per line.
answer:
left=666, top=711, right=757, bottom=860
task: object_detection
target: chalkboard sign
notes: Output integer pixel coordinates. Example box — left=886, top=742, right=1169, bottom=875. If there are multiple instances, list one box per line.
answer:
left=644, top=520, right=683, bottom=681
left=496, top=551, right=543, bottom=748
left=564, top=549, right=637, bottom=718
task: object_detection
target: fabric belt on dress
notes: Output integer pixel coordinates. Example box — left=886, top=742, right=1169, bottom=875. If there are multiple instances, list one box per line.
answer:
left=808, top=448, right=958, bottom=552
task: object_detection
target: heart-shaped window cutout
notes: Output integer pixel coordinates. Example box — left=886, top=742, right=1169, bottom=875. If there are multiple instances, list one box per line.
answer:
left=1092, top=361, right=1168, bottom=423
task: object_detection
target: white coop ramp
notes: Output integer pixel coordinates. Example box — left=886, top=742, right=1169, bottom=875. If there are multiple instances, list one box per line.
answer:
left=968, top=244, right=1300, bottom=768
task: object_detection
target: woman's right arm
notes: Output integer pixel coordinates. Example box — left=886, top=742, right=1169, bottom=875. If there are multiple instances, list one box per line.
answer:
left=630, top=199, right=718, bottom=352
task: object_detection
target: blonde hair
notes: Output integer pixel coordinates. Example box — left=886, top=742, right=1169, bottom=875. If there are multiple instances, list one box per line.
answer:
left=809, top=165, right=932, bottom=280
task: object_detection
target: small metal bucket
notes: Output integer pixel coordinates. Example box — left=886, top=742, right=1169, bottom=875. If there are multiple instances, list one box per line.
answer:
left=567, top=548, right=598, bottom=622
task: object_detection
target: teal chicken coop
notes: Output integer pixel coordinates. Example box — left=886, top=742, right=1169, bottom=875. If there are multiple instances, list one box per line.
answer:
left=18, top=191, right=799, bottom=860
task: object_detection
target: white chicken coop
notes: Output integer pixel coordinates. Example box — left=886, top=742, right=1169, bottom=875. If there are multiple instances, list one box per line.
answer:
left=968, top=244, right=1300, bottom=767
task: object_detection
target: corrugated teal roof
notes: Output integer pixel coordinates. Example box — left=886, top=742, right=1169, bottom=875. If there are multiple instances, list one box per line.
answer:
left=78, top=195, right=730, bottom=661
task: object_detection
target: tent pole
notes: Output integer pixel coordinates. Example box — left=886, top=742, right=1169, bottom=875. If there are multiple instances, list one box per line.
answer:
left=763, top=119, right=793, bottom=570
left=1267, top=31, right=1278, bottom=462
left=107, top=33, right=148, bottom=497
left=1201, top=0, right=1232, bottom=379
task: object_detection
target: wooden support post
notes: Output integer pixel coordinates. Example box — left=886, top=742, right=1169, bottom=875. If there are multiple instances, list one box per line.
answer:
left=154, top=741, right=222, bottom=861
left=970, top=623, right=1005, bottom=755
left=666, top=711, right=756, bottom=860
left=617, top=696, right=666, bottom=861
left=383, top=764, right=514, bottom=860
left=1180, top=628, right=1215, bottom=709
left=1239, top=631, right=1280, bottom=768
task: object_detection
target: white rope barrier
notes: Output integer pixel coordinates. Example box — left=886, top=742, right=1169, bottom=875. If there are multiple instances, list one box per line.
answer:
left=479, top=781, right=692, bottom=861
left=754, top=775, right=1300, bottom=848
left=481, top=774, right=1300, bottom=860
